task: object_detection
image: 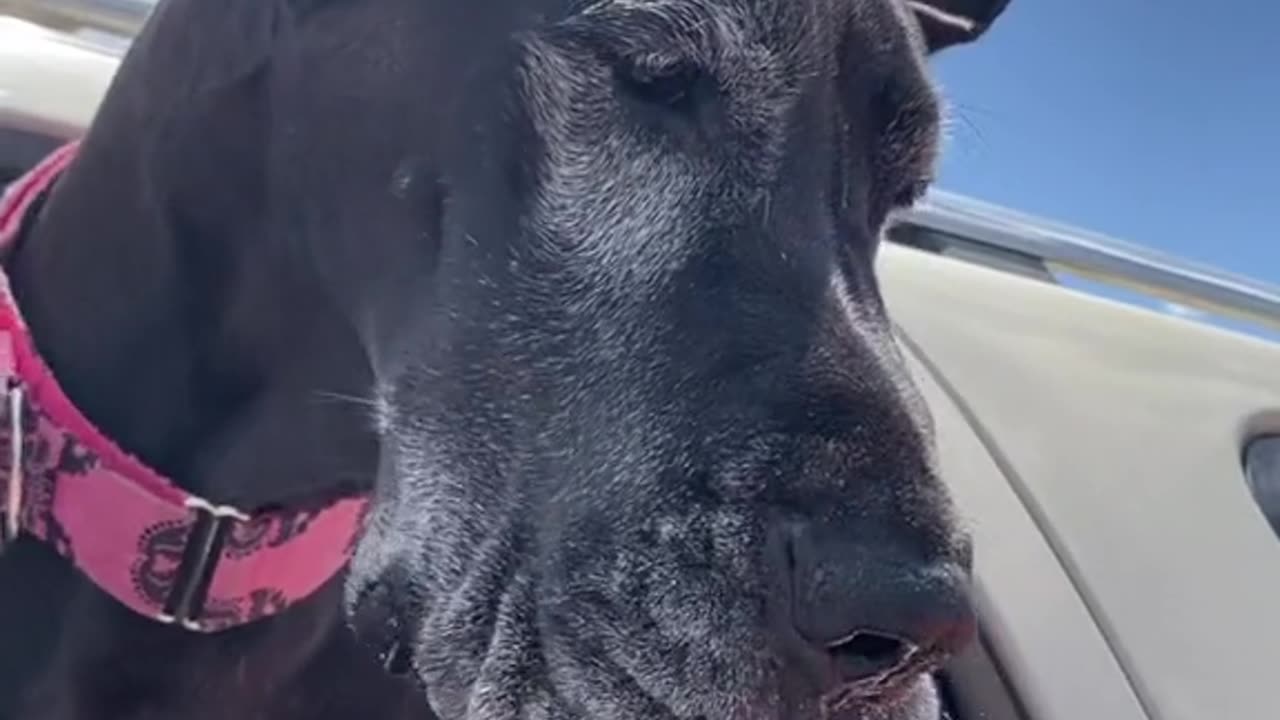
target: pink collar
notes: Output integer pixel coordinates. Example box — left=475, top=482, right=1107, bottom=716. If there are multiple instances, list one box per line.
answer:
left=0, top=142, right=369, bottom=632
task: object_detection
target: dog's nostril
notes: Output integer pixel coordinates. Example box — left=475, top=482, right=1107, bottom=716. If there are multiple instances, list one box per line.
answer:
left=826, top=631, right=915, bottom=681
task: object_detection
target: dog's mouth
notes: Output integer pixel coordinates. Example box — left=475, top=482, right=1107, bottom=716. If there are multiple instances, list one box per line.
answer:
left=348, top=577, right=420, bottom=678
left=349, top=586, right=946, bottom=720
left=377, top=624, right=417, bottom=677
left=822, top=649, right=948, bottom=717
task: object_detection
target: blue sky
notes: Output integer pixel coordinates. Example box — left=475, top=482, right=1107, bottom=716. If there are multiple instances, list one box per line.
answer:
left=927, top=0, right=1278, bottom=335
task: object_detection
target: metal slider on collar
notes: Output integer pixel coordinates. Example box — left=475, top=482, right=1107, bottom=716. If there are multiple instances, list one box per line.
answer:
left=155, top=496, right=250, bottom=631
left=2, top=382, right=24, bottom=549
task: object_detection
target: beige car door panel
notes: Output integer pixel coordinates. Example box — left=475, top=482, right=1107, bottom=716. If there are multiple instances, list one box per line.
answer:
left=884, top=242, right=1280, bottom=720
left=899, top=334, right=1149, bottom=720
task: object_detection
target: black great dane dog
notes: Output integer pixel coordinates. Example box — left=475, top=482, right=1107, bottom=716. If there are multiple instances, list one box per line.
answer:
left=0, top=0, right=1011, bottom=719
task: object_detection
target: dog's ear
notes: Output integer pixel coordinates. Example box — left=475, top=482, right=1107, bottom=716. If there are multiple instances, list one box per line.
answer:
left=906, top=0, right=1012, bottom=54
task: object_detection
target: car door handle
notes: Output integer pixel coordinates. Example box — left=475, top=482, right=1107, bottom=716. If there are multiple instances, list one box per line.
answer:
left=1244, top=435, right=1280, bottom=538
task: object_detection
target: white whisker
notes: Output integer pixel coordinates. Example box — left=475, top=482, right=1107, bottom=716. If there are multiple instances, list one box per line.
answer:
left=905, top=2, right=977, bottom=32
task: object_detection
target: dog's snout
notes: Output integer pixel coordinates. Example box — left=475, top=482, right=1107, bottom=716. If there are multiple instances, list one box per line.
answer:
left=779, top=522, right=976, bottom=688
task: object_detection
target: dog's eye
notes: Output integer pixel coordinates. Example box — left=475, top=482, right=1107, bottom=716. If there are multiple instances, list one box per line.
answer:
left=613, top=59, right=703, bottom=115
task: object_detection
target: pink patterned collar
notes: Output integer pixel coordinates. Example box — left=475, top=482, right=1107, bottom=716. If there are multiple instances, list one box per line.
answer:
left=0, top=142, right=369, bottom=632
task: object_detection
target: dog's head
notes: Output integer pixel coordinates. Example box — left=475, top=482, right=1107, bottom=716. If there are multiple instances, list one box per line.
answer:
left=337, top=0, right=1012, bottom=717
left=266, top=0, right=1008, bottom=718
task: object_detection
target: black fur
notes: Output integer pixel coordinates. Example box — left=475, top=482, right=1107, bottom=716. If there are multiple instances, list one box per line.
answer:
left=0, top=0, right=1010, bottom=719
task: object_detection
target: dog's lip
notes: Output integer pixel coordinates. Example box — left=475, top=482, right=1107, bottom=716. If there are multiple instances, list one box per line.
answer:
left=379, top=631, right=417, bottom=676
left=821, top=664, right=940, bottom=717
left=348, top=577, right=420, bottom=677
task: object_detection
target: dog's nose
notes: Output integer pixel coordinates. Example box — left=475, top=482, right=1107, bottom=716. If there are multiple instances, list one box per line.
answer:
left=783, top=522, right=975, bottom=686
